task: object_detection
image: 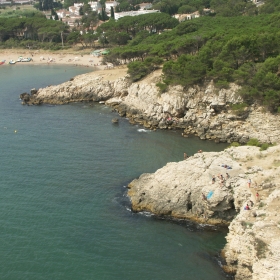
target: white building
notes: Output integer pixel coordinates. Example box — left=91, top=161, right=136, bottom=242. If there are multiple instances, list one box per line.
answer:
left=89, top=1, right=102, bottom=12
left=69, top=6, right=80, bottom=16
left=138, top=2, right=152, bottom=10
left=105, top=1, right=118, bottom=10
left=74, top=3, right=83, bottom=8
left=174, top=11, right=200, bottom=22
left=114, top=9, right=160, bottom=20
left=0, top=0, right=12, bottom=4
left=56, top=9, right=71, bottom=19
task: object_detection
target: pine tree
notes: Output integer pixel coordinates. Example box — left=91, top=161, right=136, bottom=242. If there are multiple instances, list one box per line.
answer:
left=110, top=6, right=115, bottom=19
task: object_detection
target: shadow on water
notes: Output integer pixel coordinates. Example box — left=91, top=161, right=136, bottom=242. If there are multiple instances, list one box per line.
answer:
left=113, top=182, right=234, bottom=279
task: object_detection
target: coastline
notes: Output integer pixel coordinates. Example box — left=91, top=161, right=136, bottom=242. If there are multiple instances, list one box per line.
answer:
left=14, top=54, right=280, bottom=279
left=0, top=48, right=105, bottom=69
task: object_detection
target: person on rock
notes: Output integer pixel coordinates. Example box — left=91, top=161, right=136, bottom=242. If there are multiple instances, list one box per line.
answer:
left=248, top=179, right=251, bottom=188
left=245, top=204, right=250, bottom=210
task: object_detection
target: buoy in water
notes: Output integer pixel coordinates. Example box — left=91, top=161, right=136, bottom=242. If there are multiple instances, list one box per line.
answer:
left=14, top=130, right=17, bottom=133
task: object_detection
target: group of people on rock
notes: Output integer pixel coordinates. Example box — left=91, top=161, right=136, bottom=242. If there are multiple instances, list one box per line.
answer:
left=212, top=173, right=230, bottom=187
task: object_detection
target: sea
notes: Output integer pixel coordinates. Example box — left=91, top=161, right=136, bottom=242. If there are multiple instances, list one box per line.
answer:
left=0, top=64, right=229, bottom=280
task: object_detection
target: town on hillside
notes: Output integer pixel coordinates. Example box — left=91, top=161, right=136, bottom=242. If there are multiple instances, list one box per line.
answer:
left=0, top=0, right=215, bottom=30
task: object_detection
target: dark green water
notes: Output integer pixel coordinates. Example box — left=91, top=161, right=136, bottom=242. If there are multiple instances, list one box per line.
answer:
left=0, top=65, right=229, bottom=280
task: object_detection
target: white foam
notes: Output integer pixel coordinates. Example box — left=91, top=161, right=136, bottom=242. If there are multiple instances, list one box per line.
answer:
left=137, top=129, right=150, bottom=133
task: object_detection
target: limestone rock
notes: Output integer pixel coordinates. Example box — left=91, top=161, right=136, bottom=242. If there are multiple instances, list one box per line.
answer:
left=20, top=69, right=280, bottom=143
left=127, top=145, right=280, bottom=279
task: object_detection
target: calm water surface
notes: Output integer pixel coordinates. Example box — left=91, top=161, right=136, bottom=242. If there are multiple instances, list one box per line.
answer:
left=0, top=64, right=229, bottom=280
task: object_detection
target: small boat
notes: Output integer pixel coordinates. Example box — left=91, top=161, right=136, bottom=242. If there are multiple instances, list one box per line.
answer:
left=0, top=60, right=5, bottom=65
left=9, top=60, right=17, bottom=64
left=17, top=56, right=23, bottom=62
left=21, top=57, right=32, bottom=62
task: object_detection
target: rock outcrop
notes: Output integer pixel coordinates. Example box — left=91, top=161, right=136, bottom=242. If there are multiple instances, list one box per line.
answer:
left=20, top=69, right=280, bottom=144
left=128, top=145, right=280, bottom=279
left=20, top=68, right=280, bottom=279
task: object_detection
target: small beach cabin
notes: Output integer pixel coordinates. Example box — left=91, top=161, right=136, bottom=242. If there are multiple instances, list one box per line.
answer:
left=101, top=50, right=110, bottom=55
left=90, top=50, right=102, bottom=57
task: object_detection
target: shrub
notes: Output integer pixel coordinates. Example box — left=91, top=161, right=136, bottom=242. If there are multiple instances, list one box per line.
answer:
left=229, top=142, right=240, bottom=147
left=246, top=138, right=260, bottom=147
left=255, top=238, right=268, bottom=259
left=128, top=57, right=163, bottom=82
left=230, top=102, right=248, bottom=116
left=260, top=143, right=270, bottom=151
left=127, top=61, right=149, bottom=82
left=156, top=82, right=168, bottom=93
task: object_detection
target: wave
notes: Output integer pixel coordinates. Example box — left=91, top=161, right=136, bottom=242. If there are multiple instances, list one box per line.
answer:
left=137, top=129, right=151, bottom=133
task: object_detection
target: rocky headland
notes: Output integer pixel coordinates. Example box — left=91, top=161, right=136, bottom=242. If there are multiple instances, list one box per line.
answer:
left=20, top=68, right=280, bottom=144
left=128, top=145, right=280, bottom=279
left=20, top=68, right=280, bottom=279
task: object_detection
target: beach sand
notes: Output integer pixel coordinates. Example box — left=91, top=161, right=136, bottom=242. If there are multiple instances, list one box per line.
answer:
left=0, top=48, right=128, bottom=81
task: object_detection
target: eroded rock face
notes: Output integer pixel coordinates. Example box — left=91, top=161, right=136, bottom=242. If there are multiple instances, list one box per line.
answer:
left=128, top=147, right=248, bottom=225
left=127, top=145, right=280, bottom=280
left=19, top=69, right=280, bottom=144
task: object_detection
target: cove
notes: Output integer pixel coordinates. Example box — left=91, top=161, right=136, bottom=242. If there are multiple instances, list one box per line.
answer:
left=0, top=65, right=228, bottom=279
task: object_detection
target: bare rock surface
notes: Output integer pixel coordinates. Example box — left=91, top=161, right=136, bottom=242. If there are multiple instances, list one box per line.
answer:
left=20, top=67, right=280, bottom=279
left=128, top=145, right=280, bottom=280
left=20, top=68, right=280, bottom=144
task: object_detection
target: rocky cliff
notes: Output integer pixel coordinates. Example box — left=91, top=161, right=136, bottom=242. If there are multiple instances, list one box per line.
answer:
left=20, top=68, right=280, bottom=144
left=20, top=68, right=280, bottom=279
left=128, top=145, right=280, bottom=279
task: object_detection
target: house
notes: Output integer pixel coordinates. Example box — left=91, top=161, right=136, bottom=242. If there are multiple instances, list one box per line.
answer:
left=88, top=1, right=102, bottom=12
left=62, top=16, right=82, bottom=28
left=69, top=6, right=80, bottom=16
left=56, top=9, right=71, bottom=19
left=105, top=0, right=118, bottom=10
left=14, top=0, right=33, bottom=4
left=174, top=11, right=200, bottom=22
left=0, top=0, right=12, bottom=4
left=114, top=9, right=160, bottom=20
left=74, top=3, right=83, bottom=8
left=138, top=3, right=152, bottom=10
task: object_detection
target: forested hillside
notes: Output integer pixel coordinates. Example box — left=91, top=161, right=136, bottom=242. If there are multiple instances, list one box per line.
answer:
left=1, top=0, right=280, bottom=111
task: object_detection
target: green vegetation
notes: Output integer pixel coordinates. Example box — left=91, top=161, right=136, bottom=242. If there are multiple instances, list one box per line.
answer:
left=229, top=142, right=240, bottom=147
left=0, top=0, right=280, bottom=110
left=156, top=82, right=168, bottom=93
left=258, top=202, right=265, bottom=208
left=230, top=103, right=248, bottom=116
left=255, top=238, right=268, bottom=259
left=246, top=138, right=274, bottom=150
left=127, top=56, right=163, bottom=82
left=247, top=138, right=261, bottom=147
left=273, top=159, right=280, bottom=167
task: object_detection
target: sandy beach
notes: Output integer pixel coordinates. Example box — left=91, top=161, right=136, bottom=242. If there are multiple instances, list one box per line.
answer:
left=0, top=49, right=105, bottom=68
left=0, top=48, right=128, bottom=80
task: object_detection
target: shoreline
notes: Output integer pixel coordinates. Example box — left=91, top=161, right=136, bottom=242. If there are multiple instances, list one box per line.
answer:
left=0, top=49, right=105, bottom=69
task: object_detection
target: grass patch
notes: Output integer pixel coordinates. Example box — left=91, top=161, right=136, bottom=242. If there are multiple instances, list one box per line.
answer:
left=156, top=82, right=168, bottom=94
left=229, top=142, right=240, bottom=147
left=241, top=221, right=254, bottom=228
left=258, top=202, right=265, bottom=208
left=255, top=238, right=268, bottom=259
left=230, top=102, right=248, bottom=116
left=258, top=213, right=266, bottom=217
left=246, top=138, right=274, bottom=151
left=273, top=160, right=280, bottom=167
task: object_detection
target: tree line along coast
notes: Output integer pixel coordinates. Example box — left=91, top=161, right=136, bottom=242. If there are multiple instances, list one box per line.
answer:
left=1, top=0, right=280, bottom=112
left=2, top=1, right=280, bottom=279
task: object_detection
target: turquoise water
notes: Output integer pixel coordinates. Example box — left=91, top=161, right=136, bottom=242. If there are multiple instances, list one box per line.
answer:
left=0, top=65, right=229, bottom=280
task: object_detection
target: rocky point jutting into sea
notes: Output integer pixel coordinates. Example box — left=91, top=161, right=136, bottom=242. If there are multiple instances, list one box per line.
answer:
left=20, top=68, right=280, bottom=279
